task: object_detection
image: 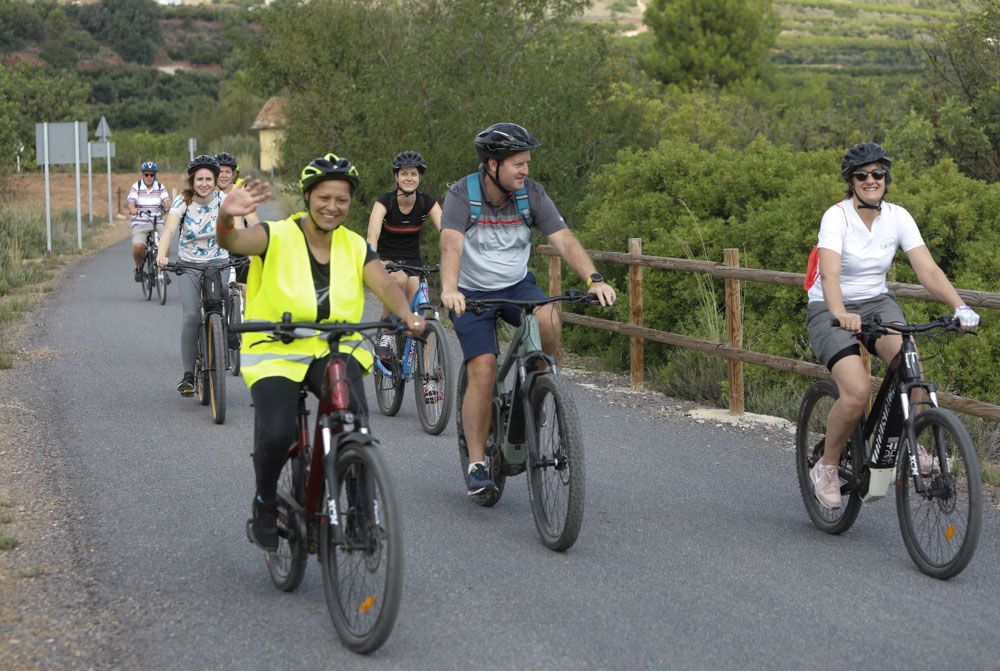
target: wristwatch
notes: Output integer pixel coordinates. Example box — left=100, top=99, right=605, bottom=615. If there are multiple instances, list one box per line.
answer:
left=586, top=272, right=604, bottom=288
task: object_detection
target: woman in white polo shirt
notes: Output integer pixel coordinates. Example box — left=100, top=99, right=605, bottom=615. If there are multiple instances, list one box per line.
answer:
left=804, top=142, right=980, bottom=510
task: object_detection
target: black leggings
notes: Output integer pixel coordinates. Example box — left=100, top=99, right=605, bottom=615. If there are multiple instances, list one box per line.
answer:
left=250, top=355, right=369, bottom=500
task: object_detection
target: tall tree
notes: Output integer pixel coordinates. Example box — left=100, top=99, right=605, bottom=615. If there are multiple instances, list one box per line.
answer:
left=643, top=0, right=779, bottom=88
left=77, top=0, right=163, bottom=65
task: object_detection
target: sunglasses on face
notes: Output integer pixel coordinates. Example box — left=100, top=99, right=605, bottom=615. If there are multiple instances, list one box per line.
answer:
left=143, top=172, right=156, bottom=177
left=852, top=169, right=886, bottom=182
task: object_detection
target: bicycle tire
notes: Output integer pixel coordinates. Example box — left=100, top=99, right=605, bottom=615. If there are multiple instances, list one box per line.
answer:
left=526, top=374, right=585, bottom=551
left=319, top=442, right=403, bottom=654
left=794, top=380, right=864, bottom=534
left=142, top=252, right=154, bottom=301
left=896, top=407, right=982, bottom=580
left=413, top=320, right=453, bottom=435
left=195, top=329, right=209, bottom=406
left=157, top=267, right=167, bottom=305
left=267, top=450, right=307, bottom=591
left=373, top=331, right=405, bottom=416
left=228, top=291, right=242, bottom=377
left=207, top=312, right=227, bottom=424
left=456, top=363, right=505, bottom=507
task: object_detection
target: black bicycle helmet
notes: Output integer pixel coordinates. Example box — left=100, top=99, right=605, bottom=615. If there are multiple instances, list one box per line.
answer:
left=215, top=152, right=238, bottom=169
left=840, top=142, right=892, bottom=181
left=187, top=154, right=220, bottom=177
left=299, top=153, right=360, bottom=194
left=474, top=122, right=541, bottom=163
left=392, top=150, right=426, bottom=174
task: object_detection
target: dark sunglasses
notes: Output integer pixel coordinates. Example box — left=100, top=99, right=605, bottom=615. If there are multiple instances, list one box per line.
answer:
left=852, top=169, right=887, bottom=182
left=143, top=172, right=156, bottom=177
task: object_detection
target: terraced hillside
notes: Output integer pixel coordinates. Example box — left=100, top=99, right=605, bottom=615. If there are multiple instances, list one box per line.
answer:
left=774, top=0, right=969, bottom=73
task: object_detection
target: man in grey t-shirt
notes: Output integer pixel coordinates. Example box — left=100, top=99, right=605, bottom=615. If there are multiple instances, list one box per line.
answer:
left=440, top=122, right=617, bottom=496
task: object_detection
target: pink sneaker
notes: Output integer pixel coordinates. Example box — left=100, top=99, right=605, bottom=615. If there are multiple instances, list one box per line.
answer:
left=809, top=461, right=842, bottom=510
left=915, top=443, right=940, bottom=476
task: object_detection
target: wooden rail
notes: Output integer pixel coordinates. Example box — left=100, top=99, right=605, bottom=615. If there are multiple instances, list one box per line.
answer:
left=539, top=244, right=1000, bottom=422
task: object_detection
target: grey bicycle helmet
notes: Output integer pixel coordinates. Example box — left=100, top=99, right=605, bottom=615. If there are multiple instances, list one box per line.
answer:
left=299, top=153, right=360, bottom=194
left=187, top=154, right=220, bottom=177
left=215, top=152, right=238, bottom=169
left=392, top=150, right=426, bottom=174
left=474, top=123, right=541, bottom=163
left=840, top=142, right=892, bottom=181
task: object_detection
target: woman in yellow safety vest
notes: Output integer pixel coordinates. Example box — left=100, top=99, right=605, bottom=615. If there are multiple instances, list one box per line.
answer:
left=217, top=153, right=423, bottom=552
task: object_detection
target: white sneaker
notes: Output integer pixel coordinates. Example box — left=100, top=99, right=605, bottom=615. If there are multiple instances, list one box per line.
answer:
left=810, top=461, right=842, bottom=510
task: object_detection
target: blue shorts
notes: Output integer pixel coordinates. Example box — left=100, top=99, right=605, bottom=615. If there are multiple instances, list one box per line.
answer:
left=450, top=273, right=547, bottom=362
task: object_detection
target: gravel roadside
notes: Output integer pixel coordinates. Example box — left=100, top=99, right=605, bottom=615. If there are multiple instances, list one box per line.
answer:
left=0, top=224, right=130, bottom=670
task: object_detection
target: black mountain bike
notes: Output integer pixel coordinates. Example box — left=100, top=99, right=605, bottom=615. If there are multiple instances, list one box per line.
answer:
left=456, top=291, right=599, bottom=551
left=138, top=213, right=168, bottom=305
left=796, top=316, right=983, bottom=579
left=232, top=314, right=406, bottom=654
left=164, top=258, right=246, bottom=424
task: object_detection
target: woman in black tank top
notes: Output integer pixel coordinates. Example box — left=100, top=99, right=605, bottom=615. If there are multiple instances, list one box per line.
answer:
left=366, top=151, right=442, bottom=306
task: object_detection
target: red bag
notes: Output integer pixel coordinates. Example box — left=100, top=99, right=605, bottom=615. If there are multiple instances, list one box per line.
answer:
left=803, top=244, right=819, bottom=291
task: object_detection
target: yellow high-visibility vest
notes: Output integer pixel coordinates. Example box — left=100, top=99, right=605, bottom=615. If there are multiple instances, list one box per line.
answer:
left=241, top=213, right=373, bottom=387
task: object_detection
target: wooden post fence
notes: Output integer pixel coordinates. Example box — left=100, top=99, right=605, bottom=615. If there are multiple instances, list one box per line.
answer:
left=629, top=238, right=644, bottom=389
left=724, top=248, right=744, bottom=415
left=537, top=241, right=1000, bottom=423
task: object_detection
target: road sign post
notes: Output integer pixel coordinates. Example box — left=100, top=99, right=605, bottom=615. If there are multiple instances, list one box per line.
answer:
left=95, top=117, right=113, bottom=226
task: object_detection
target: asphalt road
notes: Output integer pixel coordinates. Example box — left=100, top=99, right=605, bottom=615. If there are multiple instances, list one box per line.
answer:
left=20, top=229, right=1000, bottom=669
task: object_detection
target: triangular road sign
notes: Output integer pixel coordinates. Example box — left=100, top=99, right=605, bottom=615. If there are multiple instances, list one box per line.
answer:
left=95, top=116, right=112, bottom=139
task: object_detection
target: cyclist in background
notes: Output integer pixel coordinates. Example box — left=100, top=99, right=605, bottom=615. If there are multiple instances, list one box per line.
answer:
left=128, top=161, right=171, bottom=282
left=216, top=153, right=423, bottom=551
left=367, top=150, right=442, bottom=369
left=804, top=142, right=979, bottom=509
left=440, top=123, right=616, bottom=496
left=156, top=154, right=230, bottom=397
left=216, top=152, right=258, bottom=292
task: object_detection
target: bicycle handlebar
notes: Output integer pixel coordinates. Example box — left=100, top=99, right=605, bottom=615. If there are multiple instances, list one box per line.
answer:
left=163, top=258, right=250, bottom=274
left=384, top=261, right=439, bottom=275
left=464, top=290, right=600, bottom=315
left=830, top=315, right=978, bottom=336
left=230, top=312, right=409, bottom=345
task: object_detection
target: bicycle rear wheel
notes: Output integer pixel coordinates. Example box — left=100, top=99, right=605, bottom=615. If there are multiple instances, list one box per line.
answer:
left=320, top=442, right=402, bottom=654
left=896, top=408, right=982, bottom=580
left=142, top=252, right=154, bottom=301
left=227, top=291, right=242, bottom=377
left=526, top=374, right=584, bottom=551
left=373, top=332, right=405, bottom=416
left=207, top=312, right=227, bottom=424
left=456, top=363, right=506, bottom=507
left=413, top=320, right=453, bottom=435
left=795, top=380, right=864, bottom=534
left=267, top=449, right=307, bottom=591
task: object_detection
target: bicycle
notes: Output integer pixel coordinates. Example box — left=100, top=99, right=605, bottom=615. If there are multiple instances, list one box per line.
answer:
left=226, top=264, right=245, bottom=377
left=372, top=262, right=453, bottom=435
left=795, top=316, right=983, bottom=579
left=164, top=258, right=246, bottom=425
left=137, top=213, right=168, bottom=305
left=456, top=290, right=599, bottom=551
left=231, top=314, right=405, bottom=654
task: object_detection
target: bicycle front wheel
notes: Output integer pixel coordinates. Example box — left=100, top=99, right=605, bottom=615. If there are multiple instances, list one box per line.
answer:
left=795, top=380, right=864, bottom=534
left=413, top=320, right=453, bottom=435
left=157, top=266, right=167, bottom=305
left=207, top=312, right=227, bottom=424
left=373, top=332, right=405, bottom=416
left=320, top=443, right=403, bottom=654
left=142, top=253, right=154, bottom=301
left=526, top=374, right=584, bottom=551
left=267, top=450, right=307, bottom=592
left=896, top=408, right=982, bottom=580
left=227, top=291, right=242, bottom=377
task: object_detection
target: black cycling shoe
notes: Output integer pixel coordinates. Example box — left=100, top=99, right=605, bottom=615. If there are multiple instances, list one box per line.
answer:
left=134, top=267, right=143, bottom=283
left=246, top=495, right=279, bottom=552
left=176, top=372, right=195, bottom=397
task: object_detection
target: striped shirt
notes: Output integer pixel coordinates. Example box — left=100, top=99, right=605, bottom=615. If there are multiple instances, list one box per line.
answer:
left=128, top=179, right=171, bottom=227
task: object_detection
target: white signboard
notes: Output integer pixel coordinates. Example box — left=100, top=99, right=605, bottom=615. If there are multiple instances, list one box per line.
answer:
left=34, top=121, right=88, bottom=165
left=90, top=142, right=116, bottom=158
